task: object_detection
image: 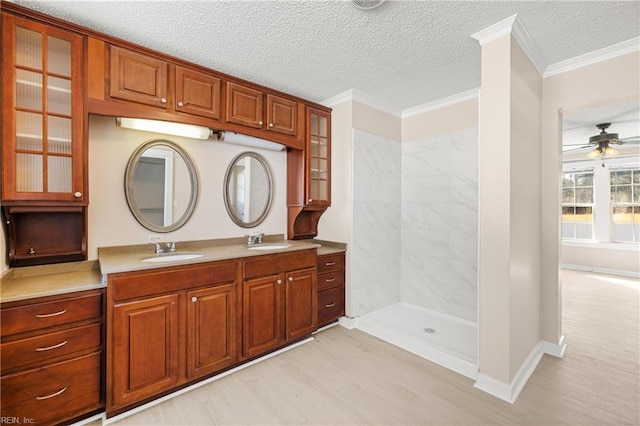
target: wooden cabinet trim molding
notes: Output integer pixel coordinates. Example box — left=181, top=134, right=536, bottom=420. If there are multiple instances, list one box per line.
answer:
left=111, top=261, right=237, bottom=301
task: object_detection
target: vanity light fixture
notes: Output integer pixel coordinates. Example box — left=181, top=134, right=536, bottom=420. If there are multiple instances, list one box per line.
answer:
left=116, top=117, right=213, bottom=140
left=217, top=131, right=285, bottom=152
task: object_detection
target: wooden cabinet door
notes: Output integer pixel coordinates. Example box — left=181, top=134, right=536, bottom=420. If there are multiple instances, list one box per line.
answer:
left=175, top=66, right=221, bottom=120
left=109, top=46, right=168, bottom=108
left=111, top=294, right=179, bottom=410
left=285, top=267, right=317, bottom=341
left=186, top=284, right=237, bottom=379
left=266, top=94, right=297, bottom=136
left=306, top=107, right=331, bottom=206
left=1, top=14, right=85, bottom=203
left=225, top=82, right=263, bottom=129
left=242, top=275, right=284, bottom=358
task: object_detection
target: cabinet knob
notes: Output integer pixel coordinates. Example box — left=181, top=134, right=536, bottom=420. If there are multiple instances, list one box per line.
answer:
left=276, top=279, right=282, bottom=285
left=161, top=97, right=167, bottom=104
left=288, top=276, right=294, bottom=282
left=258, top=120, right=264, bottom=126
left=269, top=122, right=274, bottom=128
left=191, top=296, right=197, bottom=303
left=178, top=101, right=184, bottom=107
left=308, top=198, right=312, bottom=202
left=74, top=192, right=82, bottom=198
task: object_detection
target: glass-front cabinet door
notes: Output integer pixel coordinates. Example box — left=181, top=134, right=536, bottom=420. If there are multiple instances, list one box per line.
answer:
left=306, top=107, right=331, bottom=206
left=2, top=14, right=84, bottom=203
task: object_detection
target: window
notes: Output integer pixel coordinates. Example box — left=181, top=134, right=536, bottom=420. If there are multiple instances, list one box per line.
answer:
left=610, top=167, right=640, bottom=243
left=562, top=169, right=594, bottom=240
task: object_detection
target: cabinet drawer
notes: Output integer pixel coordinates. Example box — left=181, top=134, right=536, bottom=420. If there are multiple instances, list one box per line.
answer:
left=1, top=322, right=101, bottom=373
left=112, top=261, right=237, bottom=301
left=0, top=352, right=102, bottom=425
left=317, top=270, right=345, bottom=292
left=317, top=286, right=345, bottom=327
left=1, top=293, right=102, bottom=337
left=244, top=249, right=316, bottom=279
left=317, top=253, right=344, bottom=274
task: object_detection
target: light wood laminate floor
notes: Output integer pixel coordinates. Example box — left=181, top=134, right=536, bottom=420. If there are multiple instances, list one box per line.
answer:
left=105, top=269, right=639, bottom=425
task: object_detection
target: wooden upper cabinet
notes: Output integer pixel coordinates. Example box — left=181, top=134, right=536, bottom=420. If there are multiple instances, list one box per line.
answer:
left=175, top=66, right=221, bottom=120
left=1, top=13, right=85, bottom=203
left=109, top=46, right=169, bottom=108
left=108, top=46, right=222, bottom=120
left=225, top=82, right=263, bottom=129
left=306, top=107, right=331, bottom=206
left=226, top=82, right=299, bottom=137
left=266, top=94, right=297, bottom=136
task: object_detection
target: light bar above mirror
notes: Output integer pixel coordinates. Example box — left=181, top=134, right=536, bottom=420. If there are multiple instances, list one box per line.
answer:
left=116, top=117, right=213, bottom=140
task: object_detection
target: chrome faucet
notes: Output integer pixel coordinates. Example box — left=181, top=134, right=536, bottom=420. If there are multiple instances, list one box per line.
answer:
left=247, top=233, right=264, bottom=246
left=154, top=242, right=177, bottom=254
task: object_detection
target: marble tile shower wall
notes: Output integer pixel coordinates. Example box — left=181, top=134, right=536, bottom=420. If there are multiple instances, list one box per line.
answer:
left=351, top=129, right=402, bottom=317
left=401, top=127, right=479, bottom=323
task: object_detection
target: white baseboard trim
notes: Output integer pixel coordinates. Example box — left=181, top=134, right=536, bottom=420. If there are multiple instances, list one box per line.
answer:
left=103, top=337, right=314, bottom=425
left=543, top=335, right=567, bottom=358
left=562, top=264, right=640, bottom=278
left=338, top=315, right=358, bottom=329
left=474, top=340, right=544, bottom=403
left=70, top=412, right=104, bottom=426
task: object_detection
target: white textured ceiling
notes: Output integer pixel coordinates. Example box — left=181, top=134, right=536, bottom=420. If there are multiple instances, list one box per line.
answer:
left=14, top=0, right=640, bottom=116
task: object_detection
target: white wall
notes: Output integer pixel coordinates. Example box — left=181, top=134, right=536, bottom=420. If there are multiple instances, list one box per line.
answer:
left=401, top=127, right=478, bottom=322
left=87, top=115, right=287, bottom=259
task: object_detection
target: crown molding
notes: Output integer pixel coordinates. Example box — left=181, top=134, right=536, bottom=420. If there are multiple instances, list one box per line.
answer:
left=402, top=88, right=479, bottom=118
left=544, top=37, right=640, bottom=78
left=471, top=14, right=518, bottom=46
left=471, top=13, right=546, bottom=75
left=322, top=89, right=403, bottom=117
left=324, top=87, right=479, bottom=119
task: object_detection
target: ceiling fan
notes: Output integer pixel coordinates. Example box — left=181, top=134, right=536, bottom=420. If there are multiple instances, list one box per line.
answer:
left=563, top=123, right=640, bottom=159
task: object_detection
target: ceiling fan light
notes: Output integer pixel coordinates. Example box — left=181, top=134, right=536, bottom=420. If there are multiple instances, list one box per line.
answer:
left=604, top=146, right=619, bottom=157
left=586, top=147, right=602, bottom=159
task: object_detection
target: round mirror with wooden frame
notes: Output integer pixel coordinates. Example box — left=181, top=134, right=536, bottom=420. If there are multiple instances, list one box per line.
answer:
left=124, top=139, right=199, bottom=233
left=224, top=151, right=274, bottom=228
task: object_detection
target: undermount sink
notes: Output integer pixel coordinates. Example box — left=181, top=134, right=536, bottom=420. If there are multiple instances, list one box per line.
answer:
left=141, top=253, right=204, bottom=262
left=247, top=244, right=291, bottom=251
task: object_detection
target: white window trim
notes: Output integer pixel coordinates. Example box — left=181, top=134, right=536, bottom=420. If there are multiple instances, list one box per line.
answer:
left=562, top=156, right=640, bottom=249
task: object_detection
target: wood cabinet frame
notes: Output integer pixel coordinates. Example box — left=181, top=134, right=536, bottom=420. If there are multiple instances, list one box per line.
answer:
left=0, top=289, right=105, bottom=425
left=105, top=260, right=241, bottom=417
left=242, top=249, right=317, bottom=358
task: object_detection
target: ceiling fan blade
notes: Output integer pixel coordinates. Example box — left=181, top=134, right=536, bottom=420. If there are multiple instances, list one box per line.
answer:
left=562, top=145, right=590, bottom=152
left=563, top=142, right=594, bottom=146
left=620, top=135, right=640, bottom=143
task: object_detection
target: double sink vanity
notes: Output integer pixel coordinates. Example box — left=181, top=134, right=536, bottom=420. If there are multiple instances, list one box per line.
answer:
left=1, top=237, right=346, bottom=423
left=0, top=2, right=343, bottom=424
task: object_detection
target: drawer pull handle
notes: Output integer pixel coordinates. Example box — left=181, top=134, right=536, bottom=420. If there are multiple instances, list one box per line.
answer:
left=325, top=278, right=336, bottom=282
left=325, top=302, right=336, bottom=308
left=325, top=262, right=336, bottom=266
left=36, top=341, right=68, bottom=352
left=35, top=309, right=67, bottom=318
left=36, top=387, right=67, bottom=400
